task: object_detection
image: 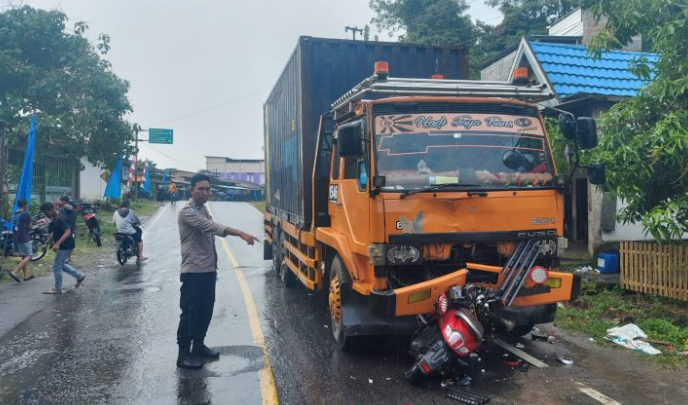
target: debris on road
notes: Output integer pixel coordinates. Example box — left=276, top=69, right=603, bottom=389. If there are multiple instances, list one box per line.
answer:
left=606, top=324, right=661, bottom=355
left=557, top=356, right=574, bottom=365
left=446, top=387, right=491, bottom=405
left=494, top=338, right=549, bottom=368
left=368, top=378, right=373, bottom=384
left=531, top=330, right=549, bottom=341
left=574, top=265, right=598, bottom=274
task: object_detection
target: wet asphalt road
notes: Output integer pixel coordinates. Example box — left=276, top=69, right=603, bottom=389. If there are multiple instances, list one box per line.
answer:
left=1, top=202, right=687, bottom=405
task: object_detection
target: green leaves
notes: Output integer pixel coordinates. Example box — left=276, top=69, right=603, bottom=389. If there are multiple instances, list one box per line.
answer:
left=0, top=6, right=133, bottom=169
left=586, top=0, right=688, bottom=242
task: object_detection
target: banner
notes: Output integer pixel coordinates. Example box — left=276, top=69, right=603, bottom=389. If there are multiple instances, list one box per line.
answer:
left=13, top=116, right=36, bottom=214
left=103, top=157, right=123, bottom=199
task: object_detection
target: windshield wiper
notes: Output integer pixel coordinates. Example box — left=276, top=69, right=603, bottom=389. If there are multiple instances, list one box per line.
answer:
left=400, top=183, right=482, bottom=198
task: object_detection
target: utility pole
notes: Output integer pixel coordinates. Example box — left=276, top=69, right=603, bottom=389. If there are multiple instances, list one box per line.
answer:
left=0, top=120, right=7, bottom=215
left=132, top=124, right=149, bottom=199
left=345, top=26, right=363, bottom=41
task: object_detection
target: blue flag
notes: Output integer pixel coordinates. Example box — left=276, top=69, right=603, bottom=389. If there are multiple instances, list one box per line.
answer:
left=103, top=156, right=123, bottom=199
left=161, top=168, right=168, bottom=184
left=13, top=116, right=36, bottom=214
left=143, top=160, right=151, bottom=194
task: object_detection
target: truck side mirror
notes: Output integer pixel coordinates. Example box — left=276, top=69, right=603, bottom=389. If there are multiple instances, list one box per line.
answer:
left=587, top=163, right=605, bottom=185
left=558, top=113, right=577, bottom=140
left=337, top=123, right=363, bottom=157
left=577, top=117, right=598, bottom=149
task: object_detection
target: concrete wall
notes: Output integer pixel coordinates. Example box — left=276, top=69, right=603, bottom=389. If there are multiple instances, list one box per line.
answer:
left=79, top=158, right=107, bottom=201
left=480, top=50, right=518, bottom=81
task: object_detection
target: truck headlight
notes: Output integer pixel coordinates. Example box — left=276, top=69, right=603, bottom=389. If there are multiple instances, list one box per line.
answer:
left=367, top=244, right=386, bottom=266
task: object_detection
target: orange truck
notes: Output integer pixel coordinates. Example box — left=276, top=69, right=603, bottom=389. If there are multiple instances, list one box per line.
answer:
left=263, top=37, right=602, bottom=349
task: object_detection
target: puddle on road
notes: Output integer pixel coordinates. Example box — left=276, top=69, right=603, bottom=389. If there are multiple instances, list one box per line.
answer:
left=104, top=286, right=161, bottom=294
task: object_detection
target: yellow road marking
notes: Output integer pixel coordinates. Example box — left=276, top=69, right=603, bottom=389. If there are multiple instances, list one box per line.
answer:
left=209, top=204, right=279, bottom=405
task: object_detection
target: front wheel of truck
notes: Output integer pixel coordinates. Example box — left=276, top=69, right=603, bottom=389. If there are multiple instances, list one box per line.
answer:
left=329, top=256, right=356, bottom=351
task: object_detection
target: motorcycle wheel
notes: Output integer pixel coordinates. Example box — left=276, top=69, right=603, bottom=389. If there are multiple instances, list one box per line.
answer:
left=30, top=238, right=46, bottom=261
left=93, top=229, right=102, bottom=247
left=117, top=248, right=128, bottom=266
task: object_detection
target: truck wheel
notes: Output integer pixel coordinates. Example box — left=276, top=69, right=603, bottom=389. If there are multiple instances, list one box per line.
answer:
left=271, top=229, right=282, bottom=276
left=273, top=229, right=297, bottom=287
left=329, top=256, right=356, bottom=351
left=507, top=324, right=535, bottom=338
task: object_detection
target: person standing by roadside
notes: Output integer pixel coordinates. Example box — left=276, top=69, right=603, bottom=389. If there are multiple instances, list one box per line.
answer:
left=168, top=183, right=178, bottom=205
left=58, top=196, right=77, bottom=262
left=40, top=202, right=85, bottom=294
left=176, top=173, right=258, bottom=369
left=6, top=199, right=34, bottom=282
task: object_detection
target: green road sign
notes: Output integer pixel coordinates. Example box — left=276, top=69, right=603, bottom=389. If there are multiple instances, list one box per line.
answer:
left=149, top=128, right=173, bottom=144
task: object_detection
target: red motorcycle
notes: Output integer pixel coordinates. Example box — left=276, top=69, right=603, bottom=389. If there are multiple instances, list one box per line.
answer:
left=407, top=265, right=552, bottom=385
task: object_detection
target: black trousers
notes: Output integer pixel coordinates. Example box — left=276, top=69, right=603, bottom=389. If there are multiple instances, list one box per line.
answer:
left=177, top=272, right=217, bottom=349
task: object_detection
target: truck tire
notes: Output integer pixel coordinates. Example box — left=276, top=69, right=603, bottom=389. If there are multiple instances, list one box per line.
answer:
left=328, top=256, right=357, bottom=351
left=506, top=324, right=535, bottom=338
left=273, top=229, right=297, bottom=287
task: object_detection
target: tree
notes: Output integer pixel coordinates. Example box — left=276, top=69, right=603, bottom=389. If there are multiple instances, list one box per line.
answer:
left=475, top=1, right=582, bottom=69
left=0, top=6, right=134, bottom=170
left=369, top=0, right=582, bottom=77
left=370, top=0, right=475, bottom=46
left=582, top=0, right=688, bottom=242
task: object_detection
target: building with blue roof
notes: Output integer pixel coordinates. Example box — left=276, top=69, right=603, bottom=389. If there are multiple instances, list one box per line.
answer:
left=512, top=40, right=657, bottom=102
left=480, top=7, right=660, bottom=257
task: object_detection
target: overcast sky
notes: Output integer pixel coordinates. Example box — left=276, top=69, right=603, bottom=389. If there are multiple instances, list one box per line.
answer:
left=22, top=0, right=502, bottom=171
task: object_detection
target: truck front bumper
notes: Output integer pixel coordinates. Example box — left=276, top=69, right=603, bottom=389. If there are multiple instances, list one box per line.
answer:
left=369, top=268, right=469, bottom=318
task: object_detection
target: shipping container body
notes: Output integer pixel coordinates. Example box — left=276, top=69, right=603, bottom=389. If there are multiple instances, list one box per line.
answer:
left=264, top=37, right=468, bottom=228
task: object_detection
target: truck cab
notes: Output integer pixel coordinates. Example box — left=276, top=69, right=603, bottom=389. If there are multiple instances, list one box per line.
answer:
left=266, top=61, right=599, bottom=349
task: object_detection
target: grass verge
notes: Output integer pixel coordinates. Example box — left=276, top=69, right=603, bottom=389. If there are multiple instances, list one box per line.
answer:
left=250, top=201, right=266, bottom=213
left=557, top=283, right=688, bottom=366
left=1, top=200, right=162, bottom=283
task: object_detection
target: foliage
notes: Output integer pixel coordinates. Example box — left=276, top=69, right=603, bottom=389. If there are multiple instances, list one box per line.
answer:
left=370, top=0, right=475, bottom=46
left=545, top=116, right=570, bottom=174
left=582, top=0, right=688, bottom=242
left=0, top=6, right=134, bottom=169
left=557, top=283, right=688, bottom=363
left=369, top=0, right=582, bottom=77
left=474, top=1, right=582, bottom=72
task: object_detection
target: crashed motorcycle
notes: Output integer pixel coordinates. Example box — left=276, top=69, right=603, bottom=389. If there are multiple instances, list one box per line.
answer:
left=407, top=240, right=554, bottom=384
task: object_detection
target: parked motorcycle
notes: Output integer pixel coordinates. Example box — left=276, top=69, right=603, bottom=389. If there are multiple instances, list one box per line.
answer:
left=73, top=201, right=102, bottom=247
left=0, top=214, right=50, bottom=262
left=114, top=233, right=139, bottom=266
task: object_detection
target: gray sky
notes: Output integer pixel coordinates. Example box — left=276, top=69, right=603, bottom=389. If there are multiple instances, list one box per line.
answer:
left=23, top=0, right=501, bottom=171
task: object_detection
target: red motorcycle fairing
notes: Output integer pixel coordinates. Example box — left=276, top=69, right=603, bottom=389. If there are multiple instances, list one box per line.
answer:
left=439, top=308, right=484, bottom=357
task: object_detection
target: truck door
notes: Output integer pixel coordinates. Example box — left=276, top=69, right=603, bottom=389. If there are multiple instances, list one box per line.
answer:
left=329, top=122, right=371, bottom=262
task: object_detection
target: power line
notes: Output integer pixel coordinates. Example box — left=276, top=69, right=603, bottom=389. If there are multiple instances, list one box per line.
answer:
left=141, top=142, right=201, bottom=171
left=148, top=86, right=271, bottom=127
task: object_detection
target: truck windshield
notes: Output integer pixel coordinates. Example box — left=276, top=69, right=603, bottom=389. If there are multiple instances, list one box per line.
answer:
left=374, top=112, right=555, bottom=190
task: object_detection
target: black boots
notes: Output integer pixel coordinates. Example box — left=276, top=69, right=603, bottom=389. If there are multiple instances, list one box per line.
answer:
left=192, top=341, right=220, bottom=359
left=177, top=345, right=203, bottom=369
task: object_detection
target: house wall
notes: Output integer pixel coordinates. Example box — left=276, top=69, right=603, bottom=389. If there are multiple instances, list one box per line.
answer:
left=549, top=8, right=584, bottom=37
left=480, top=50, right=518, bottom=81
left=206, top=157, right=265, bottom=185
left=79, top=157, right=107, bottom=201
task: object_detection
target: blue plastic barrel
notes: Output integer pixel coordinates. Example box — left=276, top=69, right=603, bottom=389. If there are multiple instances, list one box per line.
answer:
left=596, top=253, right=619, bottom=274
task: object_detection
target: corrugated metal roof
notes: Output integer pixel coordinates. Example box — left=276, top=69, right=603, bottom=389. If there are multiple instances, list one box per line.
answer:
left=529, top=41, right=657, bottom=99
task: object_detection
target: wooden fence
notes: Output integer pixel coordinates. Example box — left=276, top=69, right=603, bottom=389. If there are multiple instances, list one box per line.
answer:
left=620, top=241, right=688, bottom=301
